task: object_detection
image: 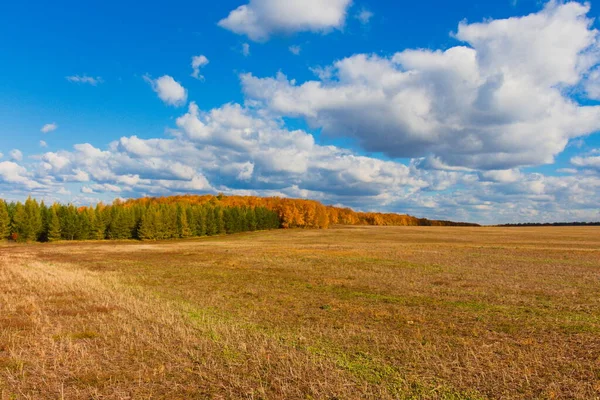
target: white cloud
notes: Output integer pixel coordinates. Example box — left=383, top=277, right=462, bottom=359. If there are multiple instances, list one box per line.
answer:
left=27, top=101, right=426, bottom=204
left=2, top=98, right=596, bottom=224
left=191, top=55, right=209, bottom=80
left=218, top=0, right=353, bottom=41
left=0, top=161, right=42, bottom=189
left=9, top=149, right=23, bottom=162
left=90, top=183, right=122, bottom=193
left=289, top=45, right=301, bottom=55
left=242, top=43, right=251, bottom=57
left=40, top=140, right=48, bottom=148
left=557, top=168, right=578, bottom=174
left=571, top=153, right=600, bottom=169
left=241, top=2, right=600, bottom=170
left=144, top=75, right=188, bottom=107
left=41, top=123, right=58, bottom=133
left=356, top=8, right=374, bottom=24
left=479, top=169, right=522, bottom=183
left=66, top=75, right=103, bottom=85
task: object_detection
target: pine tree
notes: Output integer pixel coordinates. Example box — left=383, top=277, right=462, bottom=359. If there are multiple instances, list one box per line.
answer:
left=205, top=205, right=216, bottom=236
left=93, top=205, right=107, bottom=240
left=247, top=207, right=257, bottom=231
left=195, top=206, right=206, bottom=236
left=11, top=203, right=29, bottom=242
left=24, top=197, right=43, bottom=241
left=138, top=207, right=158, bottom=240
left=177, top=205, right=192, bottom=238
left=47, top=206, right=61, bottom=242
left=161, top=205, right=178, bottom=239
left=77, top=208, right=91, bottom=240
left=107, top=207, right=135, bottom=240
left=59, top=205, right=79, bottom=240
left=215, top=207, right=226, bottom=235
left=0, top=200, right=10, bottom=240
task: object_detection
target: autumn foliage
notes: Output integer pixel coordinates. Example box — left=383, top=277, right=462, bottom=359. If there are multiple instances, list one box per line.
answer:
left=0, top=195, right=477, bottom=243
left=121, top=194, right=479, bottom=229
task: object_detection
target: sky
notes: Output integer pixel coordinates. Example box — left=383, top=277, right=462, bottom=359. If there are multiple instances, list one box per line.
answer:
left=1, top=0, right=600, bottom=225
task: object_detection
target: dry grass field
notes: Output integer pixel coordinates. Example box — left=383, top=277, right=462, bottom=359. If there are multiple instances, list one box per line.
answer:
left=1, top=226, right=599, bottom=399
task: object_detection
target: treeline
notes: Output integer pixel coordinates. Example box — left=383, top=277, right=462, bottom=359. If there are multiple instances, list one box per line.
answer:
left=0, top=197, right=280, bottom=243
left=0, top=194, right=478, bottom=243
left=121, top=195, right=479, bottom=228
left=498, top=222, right=600, bottom=227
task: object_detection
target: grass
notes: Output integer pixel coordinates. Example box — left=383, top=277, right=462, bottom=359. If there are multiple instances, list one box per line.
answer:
left=1, top=226, right=599, bottom=399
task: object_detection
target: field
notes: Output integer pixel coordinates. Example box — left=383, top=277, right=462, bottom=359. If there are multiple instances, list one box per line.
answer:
left=1, top=226, right=599, bottom=399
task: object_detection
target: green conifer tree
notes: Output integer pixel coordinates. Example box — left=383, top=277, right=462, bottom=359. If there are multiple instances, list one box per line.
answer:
left=195, top=206, right=206, bottom=236
left=24, top=197, right=43, bottom=241
left=138, top=207, right=158, bottom=240
left=0, top=200, right=10, bottom=240
left=215, top=207, right=226, bottom=235
left=59, top=205, right=79, bottom=240
left=93, top=205, right=107, bottom=240
left=177, top=205, right=192, bottom=238
left=11, top=202, right=29, bottom=242
left=247, top=207, right=257, bottom=231
left=47, top=206, right=61, bottom=242
left=205, top=205, right=216, bottom=236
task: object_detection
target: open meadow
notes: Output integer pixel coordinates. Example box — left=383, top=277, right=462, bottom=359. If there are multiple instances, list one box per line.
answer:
left=1, top=226, right=599, bottom=399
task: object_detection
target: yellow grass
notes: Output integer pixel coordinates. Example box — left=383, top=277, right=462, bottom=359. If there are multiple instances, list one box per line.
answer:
left=1, top=226, right=599, bottom=399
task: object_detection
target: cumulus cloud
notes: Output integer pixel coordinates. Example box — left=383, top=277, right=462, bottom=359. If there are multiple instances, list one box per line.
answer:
left=26, top=101, right=427, bottom=203
left=0, top=161, right=43, bottom=190
left=41, top=123, right=58, bottom=133
left=571, top=151, right=600, bottom=170
left=479, top=169, right=522, bottom=183
left=9, top=150, right=23, bottom=162
left=4, top=2, right=599, bottom=224
left=40, top=140, right=48, bottom=148
left=218, top=0, right=353, bottom=41
left=241, top=1, right=600, bottom=170
left=66, top=75, right=103, bottom=85
left=191, top=55, right=209, bottom=80
left=2, top=98, right=596, bottom=223
left=144, top=75, right=188, bottom=107
left=172, top=101, right=426, bottom=195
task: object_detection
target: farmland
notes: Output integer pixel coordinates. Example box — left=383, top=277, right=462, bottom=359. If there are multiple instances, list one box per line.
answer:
left=1, top=226, right=599, bottom=399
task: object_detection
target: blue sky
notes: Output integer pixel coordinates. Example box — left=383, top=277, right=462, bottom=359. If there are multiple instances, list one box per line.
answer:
left=1, top=0, right=600, bottom=224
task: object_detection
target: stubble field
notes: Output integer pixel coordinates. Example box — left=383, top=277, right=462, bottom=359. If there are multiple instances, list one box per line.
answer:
left=1, top=226, right=599, bottom=399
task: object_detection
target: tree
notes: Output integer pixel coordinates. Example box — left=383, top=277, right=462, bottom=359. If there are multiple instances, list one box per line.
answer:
left=0, top=200, right=10, bottom=240
left=92, top=204, right=107, bottom=240
left=246, top=208, right=257, bottom=231
left=215, top=207, right=225, bottom=234
left=47, top=206, right=61, bottom=242
left=194, top=206, right=206, bottom=236
left=11, top=203, right=29, bottom=242
left=138, top=206, right=159, bottom=240
left=205, top=205, right=216, bottom=236
left=24, top=197, right=43, bottom=241
left=177, top=205, right=192, bottom=238
left=107, top=206, right=135, bottom=240
left=59, top=205, right=79, bottom=240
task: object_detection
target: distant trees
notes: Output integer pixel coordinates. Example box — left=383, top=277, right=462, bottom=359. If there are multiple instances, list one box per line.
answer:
left=0, top=196, right=282, bottom=242
left=0, top=193, right=479, bottom=243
